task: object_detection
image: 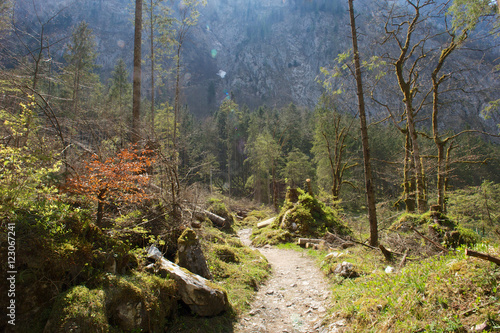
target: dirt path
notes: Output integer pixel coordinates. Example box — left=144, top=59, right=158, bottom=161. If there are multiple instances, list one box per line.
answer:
left=234, top=229, right=334, bottom=333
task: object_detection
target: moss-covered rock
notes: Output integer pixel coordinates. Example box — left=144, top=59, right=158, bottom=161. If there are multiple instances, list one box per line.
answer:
left=277, top=188, right=352, bottom=238
left=103, top=272, right=177, bottom=332
left=213, top=244, right=240, bottom=263
left=44, top=286, right=109, bottom=333
left=251, top=226, right=293, bottom=246
left=176, top=228, right=213, bottom=279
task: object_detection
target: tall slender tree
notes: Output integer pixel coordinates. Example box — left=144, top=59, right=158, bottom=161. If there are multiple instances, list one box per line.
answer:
left=171, top=0, right=206, bottom=151
left=108, top=59, right=132, bottom=117
left=312, top=95, right=358, bottom=203
left=144, top=0, right=174, bottom=134
left=348, top=0, right=378, bottom=246
left=132, top=0, right=143, bottom=143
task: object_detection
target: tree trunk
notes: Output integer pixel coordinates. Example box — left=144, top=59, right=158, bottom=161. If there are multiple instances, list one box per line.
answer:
left=150, top=0, right=155, bottom=135
left=403, top=129, right=416, bottom=212
left=132, top=0, right=142, bottom=143
left=173, top=46, right=182, bottom=151
left=96, top=188, right=107, bottom=227
left=406, top=101, right=427, bottom=213
left=348, top=0, right=378, bottom=246
left=431, top=39, right=458, bottom=212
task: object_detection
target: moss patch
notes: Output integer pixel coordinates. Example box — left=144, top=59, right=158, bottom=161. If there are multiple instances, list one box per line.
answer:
left=251, top=225, right=293, bottom=246
left=390, top=211, right=479, bottom=250
left=278, top=190, right=352, bottom=238
left=207, top=198, right=236, bottom=227
left=103, top=271, right=177, bottom=332
left=44, top=286, right=109, bottom=333
left=252, top=189, right=352, bottom=245
left=178, top=227, right=199, bottom=247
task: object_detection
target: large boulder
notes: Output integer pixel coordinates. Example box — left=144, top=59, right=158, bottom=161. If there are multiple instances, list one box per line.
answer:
left=177, top=228, right=213, bottom=280
left=148, top=246, right=230, bottom=317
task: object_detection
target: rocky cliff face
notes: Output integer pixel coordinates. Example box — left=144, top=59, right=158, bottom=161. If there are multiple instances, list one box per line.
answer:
left=184, top=0, right=350, bottom=114
left=9, top=0, right=500, bottom=127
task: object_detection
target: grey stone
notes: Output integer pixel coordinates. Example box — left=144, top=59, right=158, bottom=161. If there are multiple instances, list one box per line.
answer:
left=334, top=261, right=359, bottom=278
left=176, top=228, right=213, bottom=280
left=147, top=246, right=230, bottom=317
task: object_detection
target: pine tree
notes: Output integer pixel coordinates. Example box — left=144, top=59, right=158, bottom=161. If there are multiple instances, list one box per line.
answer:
left=62, top=21, right=100, bottom=116
left=108, top=59, right=132, bottom=117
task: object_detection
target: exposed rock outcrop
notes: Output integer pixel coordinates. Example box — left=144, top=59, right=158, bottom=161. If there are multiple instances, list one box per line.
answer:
left=147, top=246, right=230, bottom=317
left=176, top=228, right=213, bottom=280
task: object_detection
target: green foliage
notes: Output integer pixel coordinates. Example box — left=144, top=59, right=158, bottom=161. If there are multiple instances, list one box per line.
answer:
left=245, top=129, right=282, bottom=201
left=282, top=148, right=314, bottom=189
left=312, top=95, right=359, bottom=201
left=0, top=96, right=60, bottom=218
left=0, top=0, right=12, bottom=32
left=448, top=0, right=497, bottom=34
left=106, top=58, right=131, bottom=118
left=447, top=181, right=500, bottom=238
left=61, top=21, right=101, bottom=116
left=0, top=144, right=60, bottom=215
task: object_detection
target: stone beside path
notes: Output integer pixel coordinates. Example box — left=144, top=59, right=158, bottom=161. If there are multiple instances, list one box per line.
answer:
left=235, top=229, right=333, bottom=333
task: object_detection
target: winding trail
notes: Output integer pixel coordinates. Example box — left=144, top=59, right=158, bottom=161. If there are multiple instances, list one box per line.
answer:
left=234, top=229, right=333, bottom=333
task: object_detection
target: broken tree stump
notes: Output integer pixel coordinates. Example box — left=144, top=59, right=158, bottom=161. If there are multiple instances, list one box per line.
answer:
left=379, top=244, right=394, bottom=262
left=465, top=249, right=500, bottom=266
left=398, top=249, right=409, bottom=269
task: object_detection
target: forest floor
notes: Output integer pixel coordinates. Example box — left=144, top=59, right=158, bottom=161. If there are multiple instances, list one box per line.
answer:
left=233, top=229, right=343, bottom=333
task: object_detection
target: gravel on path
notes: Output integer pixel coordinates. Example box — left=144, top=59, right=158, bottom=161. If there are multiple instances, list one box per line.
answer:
left=234, top=229, right=336, bottom=333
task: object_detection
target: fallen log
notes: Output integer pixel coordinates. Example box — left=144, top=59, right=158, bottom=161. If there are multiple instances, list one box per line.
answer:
left=257, top=217, right=275, bottom=229
left=465, top=249, right=500, bottom=266
left=193, top=207, right=228, bottom=228
left=147, top=246, right=230, bottom=316
left=297, top=238, right=323, bottom=246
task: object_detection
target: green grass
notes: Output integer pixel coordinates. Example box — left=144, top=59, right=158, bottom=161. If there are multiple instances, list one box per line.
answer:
left=323, top=243, right=500, bottom=332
